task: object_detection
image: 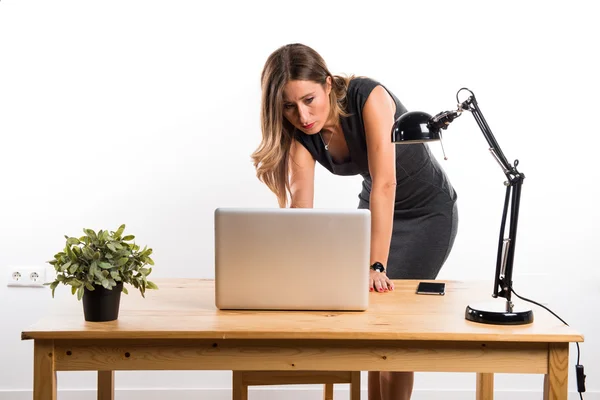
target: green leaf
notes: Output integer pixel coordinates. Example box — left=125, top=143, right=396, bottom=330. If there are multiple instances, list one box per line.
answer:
left=122, top=286, right=128, bottom=295
left=84, top=228, right=97, bottom=240
left=101, top=230, right=110, bottom=241
left=77, top=286, right=84, bottom=301
left=107, top=243, right=117, bottom=252
left=50, top=281, right=59, bottom=298
left=94, top=269, right=105, bottom=281
left=110, top=271, right=121, bottom=281
left=61, top=261, right=72, bottom=272
left=102, top=279, right=109, bottom=289
left=71, top=285, right=77, bottom=295
left=66, top=237, right=80, bottom=245
left=146, top=281, right=158, bottom=290
left=122, top=235, right=135, bottom=241
left=69, top=263, right=79, bottom=274
left=120, top=251, right=132, bottom=260
left=99, top=262, right=113, bottom=270
left=85, top=282, right=95, bottom=291
left=146, top=257, right=155, bottom=266
left=117, top=257, right=129, bottom=266
left=114, top=224, right=126, bottom=238
left=65, top=245, right=77, bottom=262
left=82, top=247, right=95, bottom=260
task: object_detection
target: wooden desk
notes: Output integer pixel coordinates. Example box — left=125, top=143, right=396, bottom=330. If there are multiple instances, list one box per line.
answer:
left=21, top=279, right=583, bottom=400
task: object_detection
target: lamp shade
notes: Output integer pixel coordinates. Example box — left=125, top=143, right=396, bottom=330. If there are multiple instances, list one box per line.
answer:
left=391, top=111, right=441, bottom=143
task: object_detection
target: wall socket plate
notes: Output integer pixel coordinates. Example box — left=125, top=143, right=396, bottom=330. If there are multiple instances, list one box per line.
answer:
left=7, top=266, right=48, bottom=287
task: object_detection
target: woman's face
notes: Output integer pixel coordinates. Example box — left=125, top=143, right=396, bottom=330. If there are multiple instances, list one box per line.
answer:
left=282, top=77, right=332, bottom=134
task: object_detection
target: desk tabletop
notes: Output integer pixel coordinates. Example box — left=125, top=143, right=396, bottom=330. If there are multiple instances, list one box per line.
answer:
left=21, top=279, right=583, bottom=343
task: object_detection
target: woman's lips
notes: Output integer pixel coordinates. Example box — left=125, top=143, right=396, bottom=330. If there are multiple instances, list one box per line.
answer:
left=303, top=122, right=315, bottom=129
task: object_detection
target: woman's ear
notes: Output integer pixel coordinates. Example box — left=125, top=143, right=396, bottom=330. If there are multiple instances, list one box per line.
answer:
left=325, top=76, right=332, bottom=96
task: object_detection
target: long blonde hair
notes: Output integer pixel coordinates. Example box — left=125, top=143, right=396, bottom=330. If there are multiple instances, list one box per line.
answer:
left=251, top=43, right=352, bottom=207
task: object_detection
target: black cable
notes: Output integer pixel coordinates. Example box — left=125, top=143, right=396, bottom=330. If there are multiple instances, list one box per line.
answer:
left=510, top=286, right=585, bottom=399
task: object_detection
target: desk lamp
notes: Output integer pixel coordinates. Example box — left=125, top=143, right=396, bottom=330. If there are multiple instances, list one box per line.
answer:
left=391, top=88, right=533, bottom=325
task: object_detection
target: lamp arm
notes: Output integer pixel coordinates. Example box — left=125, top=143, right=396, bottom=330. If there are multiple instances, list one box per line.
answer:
left=458, top=89, right=525, bottom=306
left=461, top=94, right=513, bottom=174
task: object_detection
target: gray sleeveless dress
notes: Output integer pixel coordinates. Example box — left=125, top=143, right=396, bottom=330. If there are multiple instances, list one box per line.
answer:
left=294, top=77, right=458, bottom=279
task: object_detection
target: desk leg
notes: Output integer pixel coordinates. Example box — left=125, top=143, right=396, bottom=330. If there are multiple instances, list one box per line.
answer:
left=543, top=343, right=569, bottom=400
left=33, top=340, right=56, bottom=400
left=476, top=373, right=494, bottom=400
left=98, top=371, right=114, bottom=400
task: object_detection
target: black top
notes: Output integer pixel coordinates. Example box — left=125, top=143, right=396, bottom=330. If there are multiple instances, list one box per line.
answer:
left=294, top=77, right=457, bottom=209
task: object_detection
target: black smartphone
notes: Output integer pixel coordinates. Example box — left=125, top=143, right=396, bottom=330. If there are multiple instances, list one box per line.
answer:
left=416, top=282, right=446, bottom=295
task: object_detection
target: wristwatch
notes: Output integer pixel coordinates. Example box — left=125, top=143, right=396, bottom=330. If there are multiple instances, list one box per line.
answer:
left=370, top=262, right=385, bottom=273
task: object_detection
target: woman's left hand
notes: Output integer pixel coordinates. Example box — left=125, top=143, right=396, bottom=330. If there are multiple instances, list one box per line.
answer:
left=369, top=270, right=394, bottom=292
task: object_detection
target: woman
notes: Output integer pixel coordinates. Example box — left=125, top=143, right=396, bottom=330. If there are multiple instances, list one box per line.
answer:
left=251, top=43, right=458, bottom=400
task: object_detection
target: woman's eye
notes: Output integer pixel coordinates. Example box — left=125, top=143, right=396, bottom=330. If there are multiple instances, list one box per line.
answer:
left=305, top=97, right=314, bottom=104
left=284, top=104, right=294, bottom=110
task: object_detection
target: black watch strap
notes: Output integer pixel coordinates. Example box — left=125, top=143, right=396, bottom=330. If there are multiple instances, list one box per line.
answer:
left=370, top=262, right=385, bottom=273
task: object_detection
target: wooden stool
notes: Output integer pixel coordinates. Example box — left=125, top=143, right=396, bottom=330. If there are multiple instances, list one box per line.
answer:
left=232, top=371, right=361, bottom=400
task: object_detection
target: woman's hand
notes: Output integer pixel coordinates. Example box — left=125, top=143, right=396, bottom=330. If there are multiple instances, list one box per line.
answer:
left=370, top=270, right=394, bottom=292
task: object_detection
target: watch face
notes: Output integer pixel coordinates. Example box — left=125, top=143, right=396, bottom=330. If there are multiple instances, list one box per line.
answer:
left=371, top=262, right=384, bottom=272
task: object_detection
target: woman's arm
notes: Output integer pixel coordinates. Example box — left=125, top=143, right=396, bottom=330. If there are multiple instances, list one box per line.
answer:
left=288, top=139, right=316, bottom=208
left=363, top=85, right=397, bottom=290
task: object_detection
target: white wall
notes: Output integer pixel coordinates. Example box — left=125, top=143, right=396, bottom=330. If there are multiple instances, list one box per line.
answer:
left=1, top=0, right=598, bottom=398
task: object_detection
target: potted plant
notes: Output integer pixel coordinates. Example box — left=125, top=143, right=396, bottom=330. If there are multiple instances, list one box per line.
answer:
left=45, top=224, right=157, bottom=322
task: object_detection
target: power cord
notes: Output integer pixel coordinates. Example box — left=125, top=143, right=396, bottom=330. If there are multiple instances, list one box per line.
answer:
left=511, top=286, right=586, bottom=400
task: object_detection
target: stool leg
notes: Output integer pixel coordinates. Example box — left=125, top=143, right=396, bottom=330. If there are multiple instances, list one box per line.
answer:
left=323, top=383, right=334, bottom=400
left=350, top=372, right=361, bottom=400
left=476, top=373, right=494, bottom=400
left=233, top=371, right=248, bottom=400
left=98, top=371, right=114, bottom=400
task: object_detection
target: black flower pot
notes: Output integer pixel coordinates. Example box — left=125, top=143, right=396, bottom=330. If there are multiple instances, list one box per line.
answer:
left=82, top=282, right=123, bottom=322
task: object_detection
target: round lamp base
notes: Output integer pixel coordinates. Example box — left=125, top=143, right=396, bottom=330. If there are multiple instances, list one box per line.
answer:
left=465, top=301, right=534, bottom=325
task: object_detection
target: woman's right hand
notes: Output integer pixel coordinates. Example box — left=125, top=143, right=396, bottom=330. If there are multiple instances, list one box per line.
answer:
left=370, top=270, right=393, bottom=292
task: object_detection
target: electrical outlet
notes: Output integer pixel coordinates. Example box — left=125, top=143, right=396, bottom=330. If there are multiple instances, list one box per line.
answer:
left=7, top=266, right=47, bottom=288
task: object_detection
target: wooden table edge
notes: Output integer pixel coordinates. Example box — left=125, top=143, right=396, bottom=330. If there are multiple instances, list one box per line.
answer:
left=21, top=331, right=585, bottom=342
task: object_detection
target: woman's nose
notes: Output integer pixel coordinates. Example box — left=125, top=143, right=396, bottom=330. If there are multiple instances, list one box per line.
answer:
left=297, top=105, right=310, bottom=124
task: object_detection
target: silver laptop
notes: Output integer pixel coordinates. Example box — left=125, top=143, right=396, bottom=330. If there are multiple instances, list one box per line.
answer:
left=214, top=207, right=370, bottom=311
